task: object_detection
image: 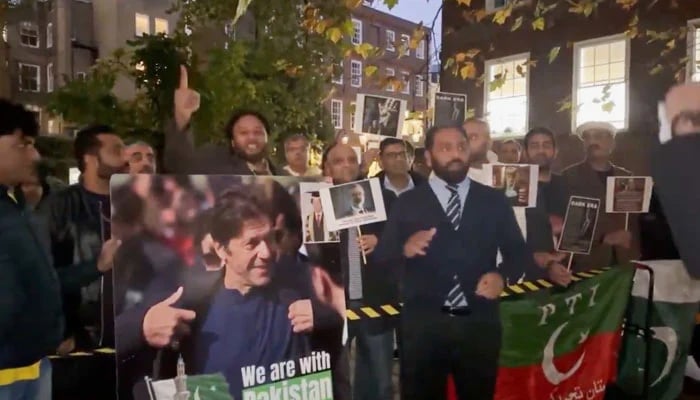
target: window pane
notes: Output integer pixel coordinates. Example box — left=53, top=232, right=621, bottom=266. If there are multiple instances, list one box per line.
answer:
left=155, top=18, right=168, bottom=35
left=609, top=40, right=626, bottom=63
left=609, top=61, right=625, bottom=81
left=513, top=77, right=526, bottom=96
left=487, top=96, right=527, bottom=137
left=580, top=66, right=595, bottom=86
left=594, top=64, right=609, bottom=82
left=575, top=82, right=626, bottom=128
left=135, top=13, right=150, bottom=36
left=580, top=47, right=595, bottom=67
left=594, top=44, right=609, bottom=65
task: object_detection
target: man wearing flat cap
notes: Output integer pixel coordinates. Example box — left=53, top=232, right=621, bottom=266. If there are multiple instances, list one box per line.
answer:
left=561, top=121, right=640, bottom=271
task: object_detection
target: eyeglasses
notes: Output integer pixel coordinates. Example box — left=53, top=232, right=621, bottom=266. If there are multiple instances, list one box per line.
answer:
left=382, top=151, right=407, bottom=160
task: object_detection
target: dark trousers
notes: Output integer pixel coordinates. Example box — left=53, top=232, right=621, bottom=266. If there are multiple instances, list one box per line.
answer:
left=400, top=310, right=501, bottom=400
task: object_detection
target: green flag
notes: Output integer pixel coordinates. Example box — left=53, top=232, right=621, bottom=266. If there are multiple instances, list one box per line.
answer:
left=150, top=373, right=232, bottom=400
left=615, top=260, right=700, bottom=399
left=495, top=266, right=634, bottom=400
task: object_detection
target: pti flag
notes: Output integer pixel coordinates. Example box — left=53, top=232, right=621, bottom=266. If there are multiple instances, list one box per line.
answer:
left=615, top=260, right=700, bottom=400
left=494, top=267, right=634, bottom=400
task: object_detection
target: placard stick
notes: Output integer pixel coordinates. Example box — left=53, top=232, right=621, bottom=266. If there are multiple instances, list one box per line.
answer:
left=357, top=226, right=367, bottom=264
left=624, top=213, right=630, bottom=231
left=566, top=253, right=574, bottom=272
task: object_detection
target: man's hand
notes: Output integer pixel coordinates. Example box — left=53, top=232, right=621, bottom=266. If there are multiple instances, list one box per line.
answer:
left=358, top=234, right=378, bottom=255
left=603, top=229, right=632, bottom=249
left=174, top=65, right=201, bottom=130
left=475, top=272, right=504, bottom=300
left=142, top=287, right=196, bottom=348
left=288, top=300, right=314, bottom=333
left=97, top=238, right=122, bottom=273
left=549, top=215, right=564, bottom=236
left=403, top=228, right=436, bottom=258
left=56, top=337, right=75, bottom=356
left=547, top=262, right=573, bottom=287
left=533, top=251, right=566, bottom=269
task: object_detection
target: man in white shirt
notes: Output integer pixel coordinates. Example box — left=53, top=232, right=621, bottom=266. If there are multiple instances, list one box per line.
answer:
left=375, top=138, right=426, bottom=197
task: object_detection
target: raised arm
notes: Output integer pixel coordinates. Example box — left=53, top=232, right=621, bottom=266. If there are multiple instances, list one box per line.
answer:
left=164, top=65, right=201, bottom=173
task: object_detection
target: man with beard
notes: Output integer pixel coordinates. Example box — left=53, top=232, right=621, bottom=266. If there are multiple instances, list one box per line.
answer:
left=322, top=143, right=398, bottom=400
left=497, top=139, right=522, bottom=164
left=47, top=125, right=128, bottom=355
left=374, top=125, right=543, bottom=399
left=462, top=118, right=497, bottom=185
left=165, top=66, right=276, bottom=175
left=125, top=141, right=156, bottom=174
left=562, top=121, right=640, bottom=271
left=523, top=127, right=572, bottom=286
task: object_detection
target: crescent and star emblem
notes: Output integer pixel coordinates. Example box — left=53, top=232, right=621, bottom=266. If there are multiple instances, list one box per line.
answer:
left=650, top=326, right=678, bottom=387
left=542, top=321, right=589, bottom=385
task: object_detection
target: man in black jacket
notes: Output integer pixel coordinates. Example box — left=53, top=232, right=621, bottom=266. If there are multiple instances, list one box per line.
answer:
left=0, top=99, right=119, bottom=400
left=375, top=138, right=425, bottom=197
left=322, top=143, right=398, bottom=400
left=47, top=125, right=128, bottom=352
left=164, top=65, right=277, bottom=175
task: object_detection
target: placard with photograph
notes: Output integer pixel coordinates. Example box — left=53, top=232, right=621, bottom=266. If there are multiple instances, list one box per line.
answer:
left=319, top=178, right=387, bottom=231
left=605, top=176, right=653, bottom=213
left=434, top=92, right=467, bottom=126
left=557, top=196, right=601, bottom=255
left=110, top=174, right=346, bottom=400
left=483, top=164, right=539, bottom=208
left=300, top=182, right=340, bottom=244
left=354, top=94, right=407, bottom=137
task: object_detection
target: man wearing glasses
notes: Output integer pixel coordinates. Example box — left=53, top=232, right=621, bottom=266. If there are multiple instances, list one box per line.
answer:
left=375, top=138, right=425, bottom=197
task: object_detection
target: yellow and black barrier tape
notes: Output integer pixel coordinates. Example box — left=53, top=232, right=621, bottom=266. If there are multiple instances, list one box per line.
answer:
left=48, top=348, right=115, bottom=359
left=345, top=267, right=611, bottom=321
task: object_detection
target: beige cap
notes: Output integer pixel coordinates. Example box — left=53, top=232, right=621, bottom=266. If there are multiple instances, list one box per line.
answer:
left=575, top=121, right=617, bottom=137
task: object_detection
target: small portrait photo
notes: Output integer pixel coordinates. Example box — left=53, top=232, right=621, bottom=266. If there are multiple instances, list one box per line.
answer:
left=484, top=164, right=539, bottom=208
left=300, top=182, right=340, bottom=244
left=434, top=92, right=467, bottom=126
left=319, top=178, right=387, bottom=231
left=557, top=196, right=601, bottom=255
left=355, top=94, right=407, bottom=137
left=605, top=176, right=653, bottom=213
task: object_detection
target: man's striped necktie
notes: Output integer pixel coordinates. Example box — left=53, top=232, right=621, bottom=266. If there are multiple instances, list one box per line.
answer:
left=444, top=184, right=468, bottom=308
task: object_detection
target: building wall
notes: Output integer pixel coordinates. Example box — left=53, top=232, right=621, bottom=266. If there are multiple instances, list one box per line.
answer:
left=441, top=0, right=700, bottom=173
left=329, top=5, right=430, bottom=136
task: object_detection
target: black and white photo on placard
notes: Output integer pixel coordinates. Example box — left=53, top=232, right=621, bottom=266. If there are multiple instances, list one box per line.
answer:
left=300, top=182, right=340, bottom=244
left=354, top=94, right=407, bottom=137
left=434, top=92, right=467, bottom=126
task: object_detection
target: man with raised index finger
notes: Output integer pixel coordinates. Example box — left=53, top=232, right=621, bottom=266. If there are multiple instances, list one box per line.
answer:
left=374, top=124, right=540, bottom=399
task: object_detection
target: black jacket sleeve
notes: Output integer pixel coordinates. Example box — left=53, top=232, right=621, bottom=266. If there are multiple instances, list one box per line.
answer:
left=498, top=194, right=540, bottom=282
left=651, top=134, right=700, bottom=278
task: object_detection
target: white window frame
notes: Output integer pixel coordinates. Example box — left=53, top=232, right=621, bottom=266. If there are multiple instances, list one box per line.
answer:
left=154, top=17, right=169, bottom=35
left=401, top=71, right=410, bottom=94
left=416, top=39, right=426, bottom=60
left=26, top=104, right=41, bottom=125
left=483, top=52, right=530, bottom=137
left=19, top=22, right=40, bottom=48
left=46, top=22, right=53, bottom=48
left=415, top=75, right=424, bottom=97
left=486, top=0, right=508, bottom=12
left=352, top=19, right=362, bottom=45
left=332, top=61, right=343, bottom=85
left=331, top=99, right=343, bottom=129
left=386, top=68, right=395, bottom=92
left=19, top=63, right=41, bottom=92
left=135, top=13, right=150, bottom=37
left=687, top=18, right=700, bottom=82
left=75, top=71, right=87, bottom=80
left=350, top=60, right=362, bottom=88
left=400, top=34, right=410, bottom=56
left=47, top=62, right=54, bottom=92
left=572, top=33, right=630, bottom=131
left=386, top=29, right=395, bottom=52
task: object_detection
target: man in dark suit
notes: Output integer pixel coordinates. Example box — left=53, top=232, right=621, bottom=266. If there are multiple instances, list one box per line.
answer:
left=322, top=143, right=398, bottom=400
left=375, top=125, right=542, bottom=399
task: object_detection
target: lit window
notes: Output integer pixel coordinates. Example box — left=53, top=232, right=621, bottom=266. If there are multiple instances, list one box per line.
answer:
left=401, top=71, right=410, bottom=94
left=2, top=26, right=7, bottom=43
left=386, top=30, right=395, bottom=52
left=19, top=63, right=40, bottom=92
left=47, top=63, right=54, bottom=92
left=20, top=22, right=39, bottom=48
left=26, top=105, right=41, bottom=124
left=352, top=19, right=362, bottom=45
left=484, top=53, right=529, bottom=137
left=400, top=34, right=410, bottom=56
left=416, top=39, right=426, bottom=60
left=135, top=13, right=150, bottom=36
left=573, top=35, right=628, bottom=130
left=46, top=22, right=53, bottom=48
left=688, top=20, right=700, bottom=82
left=331, top=99, right=343, bottom=129
left=486, top=0, right=508, bottom=12
left=350, top=60, right=362, bottom=87
left=332, top=61, right=343, bottom=84
left=415, top=75, right=424, bottom=97
left=154, top=18, right=169, bottom=35
left=48, top=118, right=60, bottom=135
left=386, top=68, right=395, bottom=92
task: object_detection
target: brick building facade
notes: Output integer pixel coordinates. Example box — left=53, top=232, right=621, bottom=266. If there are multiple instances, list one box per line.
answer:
left=441, top=0, right=700, bottom=173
